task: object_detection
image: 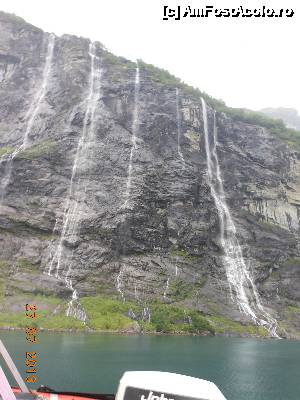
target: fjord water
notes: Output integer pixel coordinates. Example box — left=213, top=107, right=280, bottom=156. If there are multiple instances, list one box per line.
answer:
left=2, top=332, right=300, bottom=400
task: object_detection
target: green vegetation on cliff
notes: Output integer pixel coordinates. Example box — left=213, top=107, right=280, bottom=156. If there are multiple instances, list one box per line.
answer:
left=139, top=60, right=300, bottom=151
left=17, top=139, right=57, bottom=159
left=81, top=296, right=136, bottom=331
left=0, top=147, right=15, bottom=157
left=0, top=293, right=279, bottom=337
left=0, top=292, right=214, bottom=334
left=208, top=316, right=268, bottom=337
left=0, top=294, right=84, bottom=330
left=81, top=296, right=214, bottom=334
left=146, top=302, right=214, bottom=334
left=218, top=106, right=300, bottom=150
left=283, top=304, right=300, bottom=322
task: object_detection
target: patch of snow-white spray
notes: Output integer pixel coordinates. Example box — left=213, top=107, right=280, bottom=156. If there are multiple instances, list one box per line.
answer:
left=45, top=42, right=102, bottom=322
left=201, top=97, right=279, bottom=338
left=0, top=33, right=55, bottom=203
left=122, top=61, right=140, bottom=209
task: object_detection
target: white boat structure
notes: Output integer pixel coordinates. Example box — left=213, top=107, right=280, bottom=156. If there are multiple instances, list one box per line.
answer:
left=116, top=371, right=227, bottom=400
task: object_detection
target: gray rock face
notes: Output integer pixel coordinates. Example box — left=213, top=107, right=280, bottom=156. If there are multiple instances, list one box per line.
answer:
left=0, top=12, right=299, bottom=337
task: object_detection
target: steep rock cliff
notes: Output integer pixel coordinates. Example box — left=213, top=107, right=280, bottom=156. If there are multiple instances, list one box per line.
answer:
left=0, top=12, right=299, bottom=337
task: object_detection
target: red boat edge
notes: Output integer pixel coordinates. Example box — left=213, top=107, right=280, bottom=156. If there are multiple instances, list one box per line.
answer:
left=12, top=387, right=115, bottom=400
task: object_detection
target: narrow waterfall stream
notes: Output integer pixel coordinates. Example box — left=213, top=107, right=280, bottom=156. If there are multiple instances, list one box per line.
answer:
left=116, top=267, right=125, bottom=301
left=45, top=42, right=102, bottom=321
left=201, top=97, right=278, bottom=337
left=0, top=33, right=55, bottom=202
left=122, top=61, right=140, bottom=209
left=163, top=278, right=170, bottom=299
left=116, top=62, right=141, bottom=300
left=176, top=88, right=185, bottom=166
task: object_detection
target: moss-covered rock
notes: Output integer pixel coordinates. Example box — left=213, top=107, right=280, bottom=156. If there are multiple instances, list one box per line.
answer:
left=0, top=146, right=15, bottom=157
left=17, top=140, right=57, bottom=159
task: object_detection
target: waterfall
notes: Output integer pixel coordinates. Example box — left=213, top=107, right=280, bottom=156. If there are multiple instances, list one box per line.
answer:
left=134, top=284, right=138, bottom=299
left=201, top=97, right=278, bottom=337
left=175, top=255, right=180, bottom=277
left=47, top=41, right=101, bottom=277
left=116, top=267, right=125, bottom=301
left=122, top=61, right=140, bottom=208
left=0, top=33, right=55, bottom=202
left=163, top=277, right=170, bottom=299
left=65, top=284, right=87, bottom=322
left=142, top=307, right=151, bottom=323
left=45, top=42, right=102, bottom=321
left=176, top=88, right=185, bottom=166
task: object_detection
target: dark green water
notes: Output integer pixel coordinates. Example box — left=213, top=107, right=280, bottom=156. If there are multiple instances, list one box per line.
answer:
left=0, top=332, right=299, bottom=400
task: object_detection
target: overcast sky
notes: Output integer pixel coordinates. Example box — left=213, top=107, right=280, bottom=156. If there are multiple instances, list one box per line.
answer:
left=1, top=0, right=299, bottom=113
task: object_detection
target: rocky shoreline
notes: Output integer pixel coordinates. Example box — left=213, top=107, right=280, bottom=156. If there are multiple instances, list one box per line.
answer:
left=0, top=325, right=277, bottom=339
left=2, top=324, right=298, bottom=339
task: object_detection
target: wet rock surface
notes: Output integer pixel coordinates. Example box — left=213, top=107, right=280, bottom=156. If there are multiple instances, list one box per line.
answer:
left=0, top=12, right=299, bottom=337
